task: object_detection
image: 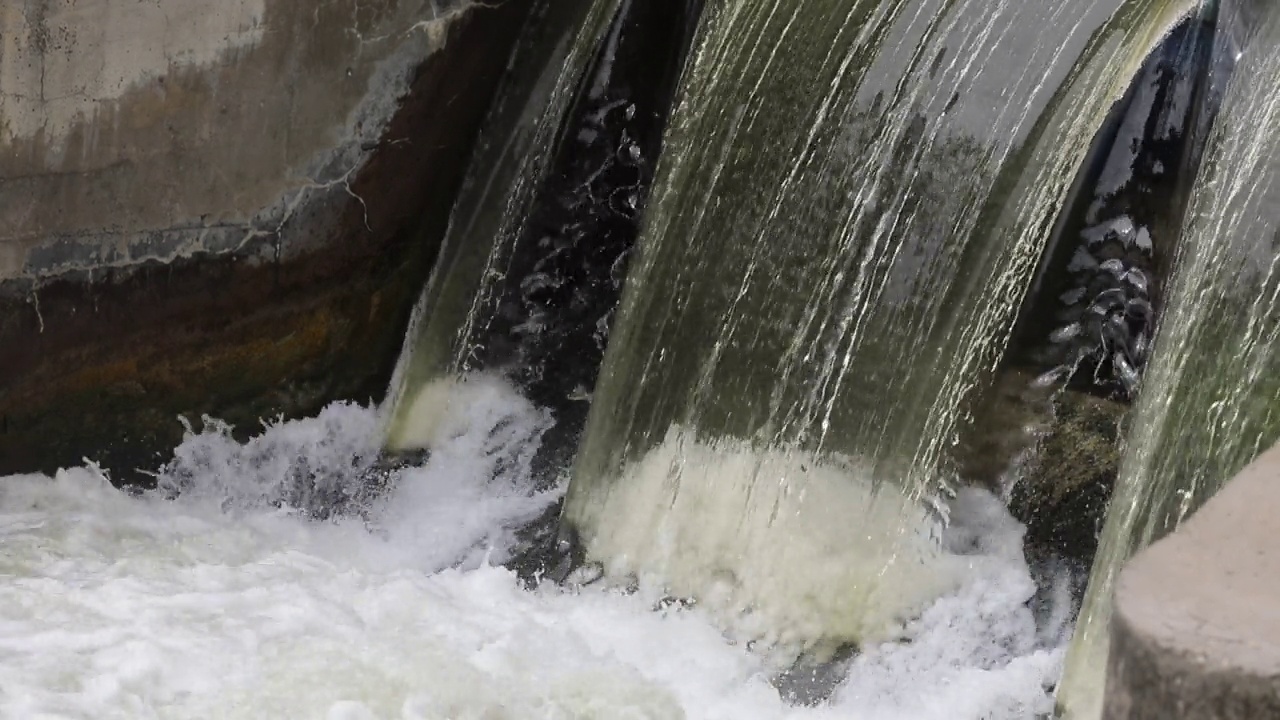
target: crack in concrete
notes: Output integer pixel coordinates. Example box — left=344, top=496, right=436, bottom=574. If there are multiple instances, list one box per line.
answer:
left=232, top=159, right=375, bottom=264
left=347, top=0, right=503, bottom=52
left=29, top=284, right=43, bottom=333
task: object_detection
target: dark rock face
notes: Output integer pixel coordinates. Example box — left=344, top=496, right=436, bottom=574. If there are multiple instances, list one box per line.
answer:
left=961, top=370, right=1126, bottom=567
left=1008, top=391, right=1125, bottom=558
left=0, top=1, right=533, bottom=481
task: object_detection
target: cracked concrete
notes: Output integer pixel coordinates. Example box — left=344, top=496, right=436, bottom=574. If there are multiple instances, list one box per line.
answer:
left=0, top=0, right=534, bottom=477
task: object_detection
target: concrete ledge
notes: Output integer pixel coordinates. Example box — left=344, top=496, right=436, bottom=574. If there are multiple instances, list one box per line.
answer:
left=1103, top=443, right=1280, bottom=719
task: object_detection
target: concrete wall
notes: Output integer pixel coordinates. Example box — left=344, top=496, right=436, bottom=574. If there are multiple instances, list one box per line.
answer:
left=1103, top=442, right=1280, bottom=719
left=0, top=0, right=532, bottom=478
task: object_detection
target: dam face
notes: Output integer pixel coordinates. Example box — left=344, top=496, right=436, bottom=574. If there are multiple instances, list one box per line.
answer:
left=0, top=0, right=532, bottom=479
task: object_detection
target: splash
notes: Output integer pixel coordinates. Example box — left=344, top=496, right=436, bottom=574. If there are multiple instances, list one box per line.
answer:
left=0, top=378, right=1066, bottom=718
left=568, top=430, right=965, bottom=653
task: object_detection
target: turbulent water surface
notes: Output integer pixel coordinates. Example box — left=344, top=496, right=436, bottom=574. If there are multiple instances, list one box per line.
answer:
left=1, top=381, right=1067, bottom=719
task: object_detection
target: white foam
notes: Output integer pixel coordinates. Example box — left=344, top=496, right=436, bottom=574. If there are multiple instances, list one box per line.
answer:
left=385, top=372, right=538, bottom=453
left=0, top=382, right=1066, bottom=719
left=567, top=430, right=1043, bottom=655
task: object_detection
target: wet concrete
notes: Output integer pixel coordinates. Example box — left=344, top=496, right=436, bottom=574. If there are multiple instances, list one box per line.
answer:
left=0, top=0, right=533, bottom=480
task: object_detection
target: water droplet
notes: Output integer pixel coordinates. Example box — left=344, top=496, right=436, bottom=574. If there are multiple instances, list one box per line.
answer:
left=1032, top=366, right=1067, bottom=388
left=1133, top=332, right=1149, bottom=362
left=1126, top=297, right=1153, bottom=321
left=1059, top=287, right=1087, bottom=305
left=1114, top=353, right=1139, bottom=393
left=1122, top=269, right=1149, bottom=295
left=1067, top=248, right=1099, bottom=272
left=1050, top=323, right=1082, bottom=343
left=1090, top=288, right=1126, bottom=313
left=1099, top=259, right=1126, bottom=277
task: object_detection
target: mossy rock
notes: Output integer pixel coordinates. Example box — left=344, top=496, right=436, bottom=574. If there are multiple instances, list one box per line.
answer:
left=961, top=368, right=1128, bottom=559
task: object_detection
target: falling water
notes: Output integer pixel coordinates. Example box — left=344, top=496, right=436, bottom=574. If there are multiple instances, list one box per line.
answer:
left=959, top=11, right=1214, bottom=563
left=1058, top=2, right=1280, bottom=716
left=383, top=0, right=619, bottom=451
left=384, top=0, right=701, bottom=478
left=563, top=0, right=1194, bottom=653
left=6, top=0, right=1265, bottom=716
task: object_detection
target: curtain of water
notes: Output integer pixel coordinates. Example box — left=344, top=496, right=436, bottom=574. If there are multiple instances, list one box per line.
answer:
left=1058, top=3, right=1280, bottom=717
left=956, top=12, right=1214, bottom=565
left=383, top=0, right=618, bottom=450
left=564, top=0, right=1191, bottom=650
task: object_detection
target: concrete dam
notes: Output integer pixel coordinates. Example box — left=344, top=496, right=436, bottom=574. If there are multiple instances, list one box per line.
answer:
left=0, top=1, right=1276, bottom=718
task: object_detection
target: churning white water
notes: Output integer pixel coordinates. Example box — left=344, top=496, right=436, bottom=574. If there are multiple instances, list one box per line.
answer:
left=573, top=433, right=964, bottom=652
left=0, top=378, right=1068, bottom=719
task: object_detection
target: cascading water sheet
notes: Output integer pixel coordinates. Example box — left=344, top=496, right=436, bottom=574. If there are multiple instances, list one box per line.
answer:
left=384, top=0, right=701, bottom=478
left=384, top=0, right=618, bottom=452
left=564, top=0, right=1194, bottom=652
left=1058, top=2, right=1280, bottom=716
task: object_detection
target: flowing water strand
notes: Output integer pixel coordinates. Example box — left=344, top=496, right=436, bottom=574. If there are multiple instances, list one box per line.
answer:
left=565, top=0, right=1193, bottom=652
left=1058, top=4, right=1280, bottom=717
left=383, top=0, right=620, bottom=451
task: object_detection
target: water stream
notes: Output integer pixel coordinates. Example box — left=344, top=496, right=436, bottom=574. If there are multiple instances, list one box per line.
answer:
left=6, top=0, right=1274, bottom=717
left=2, top=387, right=1065, bottom=719
left=1058, top=2, right=1280, bottom=715
left=563, top=0, right=1192, bottom=653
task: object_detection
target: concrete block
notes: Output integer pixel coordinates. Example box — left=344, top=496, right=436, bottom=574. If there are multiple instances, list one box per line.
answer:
left=1104, top=443, right=1280, bottom=718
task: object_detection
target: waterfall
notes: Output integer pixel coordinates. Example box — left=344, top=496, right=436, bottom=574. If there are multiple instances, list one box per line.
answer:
left=383, top=0, right=701, bottom=494
left=561, top=0, right=1194, bottom=653
left=383, top=0, right=618, bottom=451
left=1058, top=2, right=1280, bottom=716
left=955, top=10, right=1214, bottom=578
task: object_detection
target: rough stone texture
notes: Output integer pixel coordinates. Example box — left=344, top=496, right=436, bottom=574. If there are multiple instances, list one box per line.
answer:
left=0, top=0, right=532, bottom=479
left=1103, top=442, right=1280, bottom=719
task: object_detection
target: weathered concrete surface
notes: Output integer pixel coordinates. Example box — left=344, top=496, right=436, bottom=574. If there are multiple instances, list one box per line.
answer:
left=0, top=0, right=532, bottom=479
left=1103, top=442, right=1280, bottom=719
